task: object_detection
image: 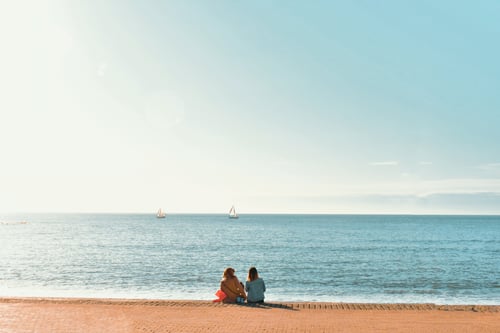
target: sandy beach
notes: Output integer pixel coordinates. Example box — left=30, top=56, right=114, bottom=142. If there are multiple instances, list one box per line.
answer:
left=0, top=298, right=498, bottom=332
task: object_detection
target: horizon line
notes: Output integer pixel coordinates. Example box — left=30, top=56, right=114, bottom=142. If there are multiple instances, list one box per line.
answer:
left=2, top=211, right=500, bottom=217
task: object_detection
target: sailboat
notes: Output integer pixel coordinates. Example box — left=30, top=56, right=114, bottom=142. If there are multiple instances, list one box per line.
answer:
left=156, top=208, right=166, bottom=218
left=228, top=205, right=239, bottom=219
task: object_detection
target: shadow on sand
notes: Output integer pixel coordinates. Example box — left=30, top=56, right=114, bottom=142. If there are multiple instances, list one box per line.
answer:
left=241, top=302, right=296, bottom=311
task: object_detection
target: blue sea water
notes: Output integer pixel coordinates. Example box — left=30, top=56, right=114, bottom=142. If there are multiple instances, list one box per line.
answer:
left=0, top=214, right=498, bottom=304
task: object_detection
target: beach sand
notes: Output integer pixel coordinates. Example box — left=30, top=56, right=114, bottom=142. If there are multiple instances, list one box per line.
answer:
left=0, top=298, right=498, bottom=332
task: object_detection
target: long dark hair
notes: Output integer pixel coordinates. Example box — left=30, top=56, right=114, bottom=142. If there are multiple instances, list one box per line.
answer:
left=247, top=267, right=259, bottom=281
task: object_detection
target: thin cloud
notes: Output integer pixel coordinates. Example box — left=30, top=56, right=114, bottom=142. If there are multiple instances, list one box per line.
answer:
left=266, top=191, right=500, bottom=214
left=310, top=178, right=500, bottom=198
left=478, top=163, right=500, bottom=171
left=419, top=161, right=433, bottom=165
left=369, top=161, right=399, bottom=166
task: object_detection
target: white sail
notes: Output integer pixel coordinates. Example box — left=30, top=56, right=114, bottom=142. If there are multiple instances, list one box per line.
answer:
left=157, top=208, right=166, bottom=218
left=229, top=205, right=238, bottom=219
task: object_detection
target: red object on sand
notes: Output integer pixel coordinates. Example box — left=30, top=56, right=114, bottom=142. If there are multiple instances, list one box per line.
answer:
left=213, top=290, right=227, bottom=302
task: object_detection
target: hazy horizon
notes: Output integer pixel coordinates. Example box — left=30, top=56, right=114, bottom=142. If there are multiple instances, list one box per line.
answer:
left=3, top=210, right=500, bottom=217
left=1, top=1, right=500, bottom=215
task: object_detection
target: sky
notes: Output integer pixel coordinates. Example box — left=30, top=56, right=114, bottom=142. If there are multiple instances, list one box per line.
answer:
left=1, top=0, right=500, bottom=214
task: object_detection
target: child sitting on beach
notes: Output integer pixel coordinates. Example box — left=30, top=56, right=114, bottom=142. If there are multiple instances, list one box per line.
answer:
left=220, top=267, right=247, bottom=304
left=245, top=267, right=266, bottom=304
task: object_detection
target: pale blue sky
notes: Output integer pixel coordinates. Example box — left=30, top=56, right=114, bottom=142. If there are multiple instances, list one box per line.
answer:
left=1, top=1, right=500, bottom=214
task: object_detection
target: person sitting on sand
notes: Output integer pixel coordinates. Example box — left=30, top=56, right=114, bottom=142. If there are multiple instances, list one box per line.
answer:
left=245, top=266, right=266, bottom=304
left=220, top=267, right=247, bottom=304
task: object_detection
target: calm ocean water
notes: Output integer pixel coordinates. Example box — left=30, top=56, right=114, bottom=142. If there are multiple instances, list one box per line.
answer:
left=0, top=214, right=498, bottom=304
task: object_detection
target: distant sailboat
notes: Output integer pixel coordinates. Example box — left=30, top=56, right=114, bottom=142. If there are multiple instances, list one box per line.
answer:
left=157, top=208, right=166, bottom=218
left=229, top=205, right=239, bottom=219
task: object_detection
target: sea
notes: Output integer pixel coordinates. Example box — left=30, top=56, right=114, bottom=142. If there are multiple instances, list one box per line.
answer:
left=0, top=214, right=499, bottom=305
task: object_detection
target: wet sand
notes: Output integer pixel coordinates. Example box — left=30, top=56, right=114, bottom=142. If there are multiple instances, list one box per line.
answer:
left=0, top=297, right=498, bottom=332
